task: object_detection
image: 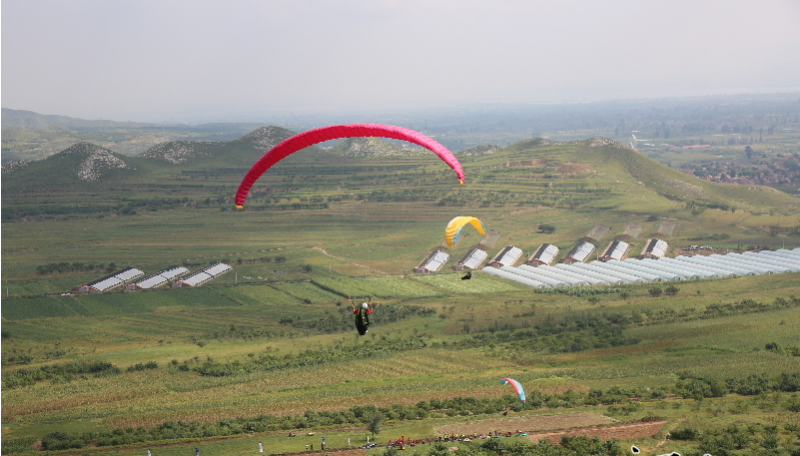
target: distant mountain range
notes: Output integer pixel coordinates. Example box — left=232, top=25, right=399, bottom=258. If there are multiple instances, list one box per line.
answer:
left=1, top=108, right=154, bottom=129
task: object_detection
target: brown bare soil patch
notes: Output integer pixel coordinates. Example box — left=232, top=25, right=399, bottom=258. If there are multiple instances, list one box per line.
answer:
left=434, top=412, right=614, bottom=436
left=559, top=163, right=595, bottom=175
left=525, top=420, right=666, bottom=444
left=501, top=159, right=545, bottom=167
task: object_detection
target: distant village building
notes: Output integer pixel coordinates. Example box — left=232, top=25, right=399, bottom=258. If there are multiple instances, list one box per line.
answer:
left=527, top=243, right=559, bottom=266
left=600, top=240, right=629, bottom=261
left=561, top=241, right=596, bottom=264
left=642, top=238, right=669, bottom=258
left=453, top=248, right=488, bottom=271
left=414, top=250, right=450, bottom=273
left=488, top=246, right=523, bottom=267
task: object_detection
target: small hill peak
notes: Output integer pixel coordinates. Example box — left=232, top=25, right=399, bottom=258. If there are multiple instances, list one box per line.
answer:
left=60, top=142, right=131, bottom=181
left=237, top=126, right=296, bottom=149
left=515, top=138, right=565, bottom=149
left=588, top=137, right=628, bottom=149
left=458, top=144, right=500, bottom=156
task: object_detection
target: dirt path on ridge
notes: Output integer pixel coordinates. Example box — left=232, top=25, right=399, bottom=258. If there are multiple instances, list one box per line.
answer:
left=313, top=247, right=389, bottom=275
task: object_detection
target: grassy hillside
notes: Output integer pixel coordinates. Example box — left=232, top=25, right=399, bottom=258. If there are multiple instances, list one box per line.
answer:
left=3, top=131, right=800, bottom=456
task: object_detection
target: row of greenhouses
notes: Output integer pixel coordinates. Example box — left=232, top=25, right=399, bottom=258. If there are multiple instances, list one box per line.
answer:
left=482, top=248, right=800, bottom=288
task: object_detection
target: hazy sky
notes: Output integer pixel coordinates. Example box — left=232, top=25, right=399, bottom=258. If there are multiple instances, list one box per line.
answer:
left=2, top=0, right=800, bottom=122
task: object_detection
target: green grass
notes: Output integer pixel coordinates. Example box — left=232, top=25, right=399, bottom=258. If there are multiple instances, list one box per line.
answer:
left=410, top=273, right=527, bottom=294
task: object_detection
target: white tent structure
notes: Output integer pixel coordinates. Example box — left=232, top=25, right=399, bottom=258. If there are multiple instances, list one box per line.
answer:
left=528, top=243, right=559, bottom=265
left=563, top=241, right=596, bottom=263
left=414, top=251, right=450, bottom=273
left=176, top=262, right=232, bottom=287
left=489, top=246, right=523, bottom=267
left=601, top=241, right=629, bottom=261
left=642, top=238, right=668, bottom=258
left=129, top=266, right=190, bottom=290
left=85, top=267, right=145, bottom=293
left=455, top=248, right=488, bottom=270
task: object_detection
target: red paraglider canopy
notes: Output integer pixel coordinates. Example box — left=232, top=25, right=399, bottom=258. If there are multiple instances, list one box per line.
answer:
left=235, top=124, right=465, bottom=208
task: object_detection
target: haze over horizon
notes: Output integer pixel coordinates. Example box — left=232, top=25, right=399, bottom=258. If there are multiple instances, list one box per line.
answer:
left=2, top=0, right=799, bottom=124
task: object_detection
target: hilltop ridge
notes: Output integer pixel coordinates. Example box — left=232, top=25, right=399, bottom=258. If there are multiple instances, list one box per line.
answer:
left=139, top=141, right=222, bottom=164
left=3, top=129, right=799, bottom=218
left=228, top=126, right=296, bottom=150
left=329, top=137, right=423, bottom=157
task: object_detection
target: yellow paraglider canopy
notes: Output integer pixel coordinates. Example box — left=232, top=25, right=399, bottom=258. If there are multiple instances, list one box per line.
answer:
left=444, top=216, right=486, bottom=248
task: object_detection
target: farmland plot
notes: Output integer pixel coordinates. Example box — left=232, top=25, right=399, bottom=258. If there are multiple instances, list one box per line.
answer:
left=1, top=295, right=79, bottom=320
left=2, top=280, right=49, bottom=297
left=226, top=284, right=301, bottom=305
left=312, top=276, right=442, bottom=299
left=76, top=288, right=242, bottom=316
left=362, top=276, right=442, bottom=298
left=271, top=282, right=342, bottom=303
left=411, top=273, right=527, bottom=294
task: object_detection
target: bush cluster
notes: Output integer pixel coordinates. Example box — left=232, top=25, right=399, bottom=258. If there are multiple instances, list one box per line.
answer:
left=290, top=304, right=435, bottom=334
left=676, top=372, right=800, bottom=399
left=2, top=360, right=121, bottom=389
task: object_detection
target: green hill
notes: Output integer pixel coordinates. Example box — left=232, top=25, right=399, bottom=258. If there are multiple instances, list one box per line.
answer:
left=1, top=142, right=139, bottom=189
left=471, top=137, right=800, bottom=214
left=3, top=130, right=799, bottom=225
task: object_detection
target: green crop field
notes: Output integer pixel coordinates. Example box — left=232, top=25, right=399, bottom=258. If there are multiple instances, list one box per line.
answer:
left=3, top=132, right=800, bottom=456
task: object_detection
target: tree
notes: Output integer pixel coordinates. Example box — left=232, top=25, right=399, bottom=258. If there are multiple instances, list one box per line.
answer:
left=538, top=224, right=556, bottom=234
left=648, top=286, right=663, bottom=297
left=664, top=285, right=680, bottom=296
left=745, top=145, right=754, bottom=159
left=366, top=412, right=383, bottom=436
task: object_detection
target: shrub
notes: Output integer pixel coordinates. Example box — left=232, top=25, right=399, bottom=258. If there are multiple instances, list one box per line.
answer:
left=648, top=286, right=663, bottom=297
left=670, top=427, right=699, bottom=440
left=664, top=285, right=680, bottom=296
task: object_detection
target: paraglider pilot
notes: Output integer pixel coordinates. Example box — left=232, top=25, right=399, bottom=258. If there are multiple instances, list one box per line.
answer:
left=461, top=271, right=472, bottom=280
left=351, top=296, right=373, bottom=335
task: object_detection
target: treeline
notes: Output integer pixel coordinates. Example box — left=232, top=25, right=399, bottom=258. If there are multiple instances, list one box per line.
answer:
left=2, top=196, right=194, bottom=221
left=191, top=335, right=430, bottom=377
left=288, top=304, right=436, bottom=334
left=17, top=389, right=634, bottom=452
left=242, top=202, right=329, bottom=211
left=644, top=296, right=800, bottom=324
left=19, top=378, right=800, bottom=454
left=355, top=189, right=443, bottom=202
left=2, top=360, right=121, bottom=389
left=671, top=421, right=800, bottom=456
left=676, top=372, right=800, bottom=400
left=36, top=261, right=117, bottom=275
